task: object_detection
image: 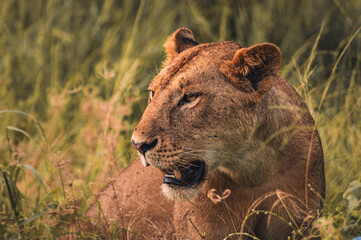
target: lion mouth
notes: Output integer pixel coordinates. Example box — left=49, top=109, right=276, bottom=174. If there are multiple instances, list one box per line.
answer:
left=161, top=161, right=205, bottom=187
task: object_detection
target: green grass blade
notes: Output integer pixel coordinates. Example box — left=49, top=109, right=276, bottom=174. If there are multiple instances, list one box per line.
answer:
left=22, top=164, right=48, bottom=193
left=6, top=126, right=33, bottom=141
left=0, top=110, right=48, bottom=147
left=20, top=211, right=43, bottom=227
left=1, top=169, right=24, bottom=238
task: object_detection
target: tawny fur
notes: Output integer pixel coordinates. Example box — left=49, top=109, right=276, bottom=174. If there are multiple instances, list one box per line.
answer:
left=77, top=28, right=325, bottom=240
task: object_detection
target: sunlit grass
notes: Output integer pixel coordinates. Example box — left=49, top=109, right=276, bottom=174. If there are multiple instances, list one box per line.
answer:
left=0, top=0, right=360, bottom=239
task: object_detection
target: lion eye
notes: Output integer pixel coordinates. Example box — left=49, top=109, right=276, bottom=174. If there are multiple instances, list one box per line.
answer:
left=183, top=93, right=199, bottom=103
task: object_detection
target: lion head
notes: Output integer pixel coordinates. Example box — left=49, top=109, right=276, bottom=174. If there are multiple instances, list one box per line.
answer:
left=131, top=28, right=283, bottom=200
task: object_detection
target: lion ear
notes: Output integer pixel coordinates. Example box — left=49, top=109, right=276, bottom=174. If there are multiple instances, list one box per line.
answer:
left=222, top=43, right=282, bottom=98
left=163, top=28, right=199, bottom=66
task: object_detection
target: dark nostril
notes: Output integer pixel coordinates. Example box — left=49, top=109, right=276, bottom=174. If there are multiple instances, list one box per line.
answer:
left=132, top=139, right=158, bottom=155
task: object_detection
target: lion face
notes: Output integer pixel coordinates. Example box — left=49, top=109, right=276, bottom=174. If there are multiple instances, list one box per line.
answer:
left=131, top=28, right=282, bottom=200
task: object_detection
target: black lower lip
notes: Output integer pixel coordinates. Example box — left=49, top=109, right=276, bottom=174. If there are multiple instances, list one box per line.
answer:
left=163, top=161, right=205, bottom=187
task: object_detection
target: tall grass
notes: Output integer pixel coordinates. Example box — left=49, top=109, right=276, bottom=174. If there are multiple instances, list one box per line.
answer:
left=0, top=0, right=360, bottom=239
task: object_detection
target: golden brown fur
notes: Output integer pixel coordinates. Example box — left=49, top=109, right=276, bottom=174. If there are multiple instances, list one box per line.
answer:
left=79, top=28, right=325, bottom=239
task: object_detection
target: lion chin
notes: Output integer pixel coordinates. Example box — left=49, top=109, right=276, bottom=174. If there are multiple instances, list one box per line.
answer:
left=161, top=183, right=203, bottom=200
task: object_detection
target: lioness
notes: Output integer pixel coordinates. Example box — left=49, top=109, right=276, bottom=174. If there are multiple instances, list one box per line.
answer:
left=82, top=28, right=325, bottom=239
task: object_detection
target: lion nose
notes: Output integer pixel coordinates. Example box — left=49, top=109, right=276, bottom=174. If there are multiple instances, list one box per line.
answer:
left=131, top=139, right=158, bottom=155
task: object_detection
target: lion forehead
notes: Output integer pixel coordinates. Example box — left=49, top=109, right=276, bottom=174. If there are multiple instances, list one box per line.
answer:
left=150, top=42, right=241, bottom=91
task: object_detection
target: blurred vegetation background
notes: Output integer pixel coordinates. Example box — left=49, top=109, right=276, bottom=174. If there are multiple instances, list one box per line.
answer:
left=0, top=0, right=360, bottom=239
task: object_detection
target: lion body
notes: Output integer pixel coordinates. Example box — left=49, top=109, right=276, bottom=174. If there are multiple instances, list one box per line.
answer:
left=81, top=29, right=325, bottom=239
